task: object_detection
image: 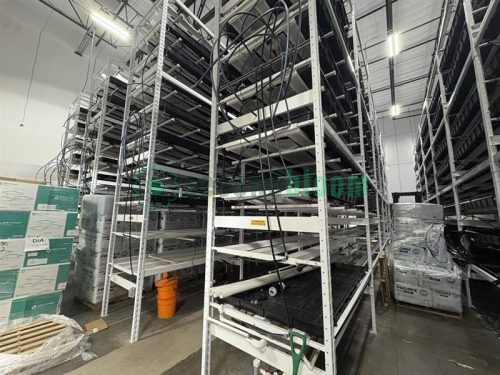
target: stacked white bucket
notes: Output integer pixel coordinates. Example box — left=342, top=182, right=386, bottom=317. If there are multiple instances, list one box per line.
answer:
left=391, top=203, right=462, bottom=314
left=75, top=195, right=124, bottom=304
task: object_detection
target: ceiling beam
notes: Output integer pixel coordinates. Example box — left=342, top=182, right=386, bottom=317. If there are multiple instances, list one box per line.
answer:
left=37, top=0, right=117, bottom=49
left=366, top=37, right=437, bottom=65
left=364, top=16, right=441, bottom=50
left=357, top=0, right=399, bottom=21
left=372, top=74, right=429, bottom=93
left=385, top=0, right=396, bottom=108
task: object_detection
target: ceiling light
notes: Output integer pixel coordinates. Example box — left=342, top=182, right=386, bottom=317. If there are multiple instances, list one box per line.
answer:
left=387, top=33, right=400, bottom=57
left=390, top=104, right=401, bottom=117
left=115, top=72, right=129, bottom=84
left=91, top=11, right=130, bottom=41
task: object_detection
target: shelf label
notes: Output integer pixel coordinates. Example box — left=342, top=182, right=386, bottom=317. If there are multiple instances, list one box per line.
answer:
left=250, top=219, right=266, bottom=227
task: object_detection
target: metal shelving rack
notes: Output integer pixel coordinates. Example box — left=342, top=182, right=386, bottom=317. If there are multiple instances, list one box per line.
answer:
left=85, top=62, right=129, bottom=195
left=201, top=1, right=389, bottom=374
left=61, top=93, right=90, bottom=187
left=414, top=0, right=500, bottom=229
left=100, top=0, right=220, bottom=343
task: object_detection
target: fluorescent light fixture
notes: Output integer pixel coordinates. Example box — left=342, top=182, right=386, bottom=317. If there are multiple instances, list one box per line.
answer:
left=389, top=104, right=401, bottom=117
left=115, top=72, right=129, bottom=84
left=387, top=33, right=400, bottom=57
left=91, top=11, right=130, bottom=40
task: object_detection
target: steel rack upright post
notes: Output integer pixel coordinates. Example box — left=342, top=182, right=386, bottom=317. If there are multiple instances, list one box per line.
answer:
left=86, top=62, right=129, bottom=195
left=201, top=1, right=389, bottom=374
left=100, top=0, right=217, bottom=343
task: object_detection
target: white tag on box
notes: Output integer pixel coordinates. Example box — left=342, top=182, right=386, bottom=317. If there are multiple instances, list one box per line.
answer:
left=25, top=237, right=50, bottom=251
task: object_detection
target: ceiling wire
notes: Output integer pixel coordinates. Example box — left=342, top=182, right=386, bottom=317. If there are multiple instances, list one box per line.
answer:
left=20, top=10, right=53, bottom=127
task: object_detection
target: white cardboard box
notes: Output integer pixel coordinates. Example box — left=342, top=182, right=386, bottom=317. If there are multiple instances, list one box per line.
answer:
left=0, top=182, right=38, bottom=211
left=14, top=263, right=70, bottom=297
left=394, top=282, right=432, bottom=307
left=393, top=244, right=427, bottom=263
left=393, top=260, right=419, bottom=286
left=75, top=265, right=106, bottom=287
left=419, top=264, right=462, bottom=294
left=26, top=211, right=78, bottom=239
left=0, top=239, right=25, bottom=271
left=432, top=290, right=462, bottom=313
left=77, top=282, right=124, bottom=304
left=0, top=299, right=12, bottom=324
left=393, top=203, right=444, bottom=220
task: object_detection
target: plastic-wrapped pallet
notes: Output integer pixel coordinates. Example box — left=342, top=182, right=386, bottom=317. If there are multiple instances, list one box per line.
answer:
left=75, top=195, right=158, bottom=305
left=390, top=202, right=462, bottom=313
left=0, top=180, right=79, bottom=322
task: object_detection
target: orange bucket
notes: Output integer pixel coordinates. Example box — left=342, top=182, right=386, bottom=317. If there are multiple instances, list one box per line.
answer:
left=155, top=273, right=179, bottom=319
left=157, top=295, right=178, bottom=319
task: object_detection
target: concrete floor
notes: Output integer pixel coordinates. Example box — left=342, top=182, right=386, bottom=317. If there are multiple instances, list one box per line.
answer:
left=39, top=280, right=500, bottom=375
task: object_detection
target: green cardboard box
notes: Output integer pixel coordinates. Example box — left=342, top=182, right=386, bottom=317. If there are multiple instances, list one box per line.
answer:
left=8, top=291, right=62, bottom=321
left=26, top=211, right=78, bottom=239
left=35, top=185, right=80, bottom=212
left=23, top=238, right=74, bottom=267
left=14, top=263, right=70, bottom=297
left=0, top=181, right=80, bottom=212
left=0, top=211, right=30, bottom=239
left=0, top=269, right=19, bottom=300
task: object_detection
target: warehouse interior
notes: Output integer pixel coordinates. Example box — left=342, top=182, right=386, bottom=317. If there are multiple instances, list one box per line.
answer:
left=0, top=0, right=500, bottom=374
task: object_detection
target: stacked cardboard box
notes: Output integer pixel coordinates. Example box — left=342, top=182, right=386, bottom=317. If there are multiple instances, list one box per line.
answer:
left=391, top=203, right=462, bottom=314
left=0, top=180, right=79, bottom=323
left=75, top=195, right=124, bottom=304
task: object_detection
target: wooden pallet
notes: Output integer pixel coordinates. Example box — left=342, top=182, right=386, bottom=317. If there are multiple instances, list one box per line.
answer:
left=0, top=319, right=66, bottom=355
left=379, top=252, right=391, bottom=307
left=396, top=300, right=462, bottom=319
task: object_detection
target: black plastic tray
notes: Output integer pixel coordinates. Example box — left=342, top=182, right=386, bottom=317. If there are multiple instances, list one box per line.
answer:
left=223, top=263, right=365, bottom=339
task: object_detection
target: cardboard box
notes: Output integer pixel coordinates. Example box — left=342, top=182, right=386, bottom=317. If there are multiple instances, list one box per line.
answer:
left=393, top=217, right=439, bottom=235
left=0, top=299, right=12, bottom=323
left=0, top=181, right=79, bottom=212
left=0, top=239, right=25, bottom=271
left=393, top=203, right=444, bottom=220
left=34, top=185, right=80, bottom=212
left=85, top=318, right=109, bottom=335
left=419, top=264, right=462, bottom=294
left=14, top=263, right=70, bottom=297
left=432, top=290, right=462, bottom=313
left=0, top=269, right=19, bottom=300
left=26, top=211, right=78, bottom=239
left=77, top=282, right=124, bottom=304
left=394, top=282, right=432, bottom=307
left=0, top=211, right=30, bottom=239
left=81, top=195, right=114, bottom=217
left=393, top=260, right=419, bottom=286
left=8, top=291, right=62, bottom=321
left=0, top=181, right=38, bottom=211
left=75, top=265, right=106, bottom=287
left=393, top=244, right=427, bottom=263
left=23, top=238, right=73, bottom=267
left=80, top=216, right=113, bottom=234
left=79, top=229, right=111, bottom=250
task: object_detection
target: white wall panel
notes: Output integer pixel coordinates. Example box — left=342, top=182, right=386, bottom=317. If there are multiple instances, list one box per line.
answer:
left=0, top=1, right=122, bottom=180
left=380, top=114, right=420, bottom=201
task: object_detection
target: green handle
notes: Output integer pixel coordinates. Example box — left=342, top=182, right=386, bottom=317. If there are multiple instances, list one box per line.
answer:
left=289, top=330, right=307, bottom=375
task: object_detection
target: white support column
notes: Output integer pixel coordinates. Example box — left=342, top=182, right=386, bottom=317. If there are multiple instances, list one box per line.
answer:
left=201, top=0, right=221, bottom=372
left=463, top=0, right=500, bottom=222
left=353, top=11, right=377, bottom=335
left=309, top=0, right=336, bottom=373
left=436, top=57, right=463, bottom=231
